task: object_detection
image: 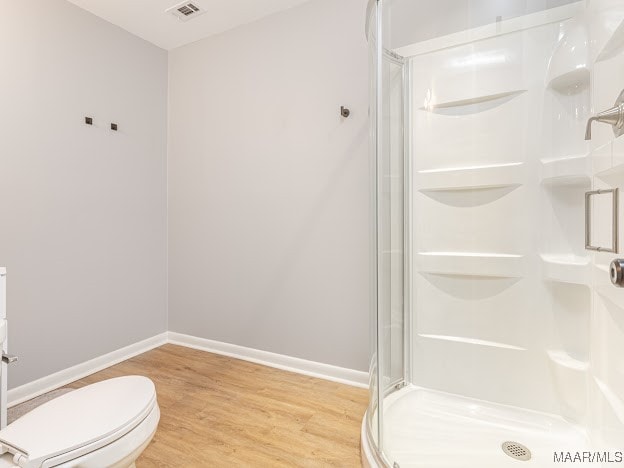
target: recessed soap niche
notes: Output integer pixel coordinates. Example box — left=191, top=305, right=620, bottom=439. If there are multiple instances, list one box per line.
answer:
left=542, top=18, right=591, bottom=161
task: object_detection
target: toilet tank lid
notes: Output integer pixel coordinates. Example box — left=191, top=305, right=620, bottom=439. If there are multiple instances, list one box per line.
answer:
left=0, top=376, right=156, bottom=468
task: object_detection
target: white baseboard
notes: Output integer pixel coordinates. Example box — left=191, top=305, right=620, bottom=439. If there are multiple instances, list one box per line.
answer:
left=7, top=332, right=168, bottom=407
left=167, top=332, right=368, bottom=389
left=7, top=331, right=368, bottom=407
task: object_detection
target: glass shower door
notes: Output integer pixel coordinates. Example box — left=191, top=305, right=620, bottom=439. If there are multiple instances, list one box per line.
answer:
left=585, top=0, right=624, bottom=447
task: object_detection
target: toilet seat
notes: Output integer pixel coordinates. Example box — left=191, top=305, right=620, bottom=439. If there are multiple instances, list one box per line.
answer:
left=0, top=376, right=157, bottom=468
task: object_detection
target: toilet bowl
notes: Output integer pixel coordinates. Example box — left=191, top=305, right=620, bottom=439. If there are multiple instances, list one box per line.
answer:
left=0, top=376, right=159, bottom=468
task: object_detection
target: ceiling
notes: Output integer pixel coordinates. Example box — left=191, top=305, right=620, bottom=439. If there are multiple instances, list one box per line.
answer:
left=66, top=0, right=313, bottom=50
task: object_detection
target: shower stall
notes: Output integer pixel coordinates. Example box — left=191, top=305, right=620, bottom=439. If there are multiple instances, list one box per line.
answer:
left=364, top=0, right=624, bottom=466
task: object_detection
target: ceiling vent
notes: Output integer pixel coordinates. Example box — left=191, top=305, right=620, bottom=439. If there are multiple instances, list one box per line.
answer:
left=166, top=1, right=206, bottom=22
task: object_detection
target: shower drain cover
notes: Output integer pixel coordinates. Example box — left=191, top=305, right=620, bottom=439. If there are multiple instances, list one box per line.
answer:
left=502, top=441, right=532, bottom=461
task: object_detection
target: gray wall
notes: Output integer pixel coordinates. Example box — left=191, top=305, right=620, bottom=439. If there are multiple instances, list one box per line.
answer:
left=168, top=0, right=370, bottom=371
left=0, top=0, right=168, bottom=388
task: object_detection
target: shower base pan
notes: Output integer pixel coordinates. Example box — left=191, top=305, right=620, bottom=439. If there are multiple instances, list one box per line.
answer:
left=362, top=386, right=594, bottom=467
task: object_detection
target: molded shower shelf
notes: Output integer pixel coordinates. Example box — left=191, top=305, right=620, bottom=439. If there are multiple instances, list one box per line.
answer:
left=416, top=252, right=525, bottom=278
left=547, top=68, right=590, bottom=95
left=540, top=254, right=590, bottom=285
left=548, top=350, right=588, bottom=420
left=594, top=161, right=624, bottom=186
left=594, top=377, right=624, bottom=425
left=539, top=156, right=590, bottom=185
left=595, top=281, right=624, bottom=307
left=418, top=334, right=525, bottom=351
left=420, top=90, right=527, bottom=115
left=596, top=20, right=624, bottom=63
left=592, top=263, right=620, bottom=302
left=547, top=350, right=588, bottom=372
left=416, top=162, right=524, bottom=192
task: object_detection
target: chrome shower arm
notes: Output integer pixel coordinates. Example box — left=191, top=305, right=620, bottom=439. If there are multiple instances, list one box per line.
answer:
left=585, top=116, right=598, bottom=140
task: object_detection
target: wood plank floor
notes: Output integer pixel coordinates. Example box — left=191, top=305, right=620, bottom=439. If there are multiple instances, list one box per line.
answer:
left=62, top=344, right=369, bottom=467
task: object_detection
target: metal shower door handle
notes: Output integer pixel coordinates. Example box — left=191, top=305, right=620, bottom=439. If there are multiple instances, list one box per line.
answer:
left=585, top=188, right=619, bottom=253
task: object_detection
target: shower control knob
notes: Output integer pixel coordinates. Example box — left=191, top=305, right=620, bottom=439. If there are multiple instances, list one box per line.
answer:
left=610, top=259, right=624, bottom=287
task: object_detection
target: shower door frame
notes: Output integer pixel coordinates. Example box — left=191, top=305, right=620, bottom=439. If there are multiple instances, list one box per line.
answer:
left=370, top=0, right=413, bottom=463
left=379, top=46, right=411, bottom=392
left=400, top=49, right=412, bottom=390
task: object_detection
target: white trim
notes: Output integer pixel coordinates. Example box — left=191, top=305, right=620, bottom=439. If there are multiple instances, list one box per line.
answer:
left=168, top=332, right=368, bottom=389
left=394, top=2, right=582, bottom=58
left=7, top=331, right=368, bottom=408
left=7, top=333, right=168, bottom=407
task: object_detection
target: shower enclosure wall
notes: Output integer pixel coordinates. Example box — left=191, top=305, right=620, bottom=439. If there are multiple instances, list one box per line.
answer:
left=364, top=1, right=624, bottom=466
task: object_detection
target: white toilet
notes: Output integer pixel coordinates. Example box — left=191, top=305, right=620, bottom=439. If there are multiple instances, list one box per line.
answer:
left=0, top=269, right=160, bottom=467
left=0, top=376, right=159, bottom=468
